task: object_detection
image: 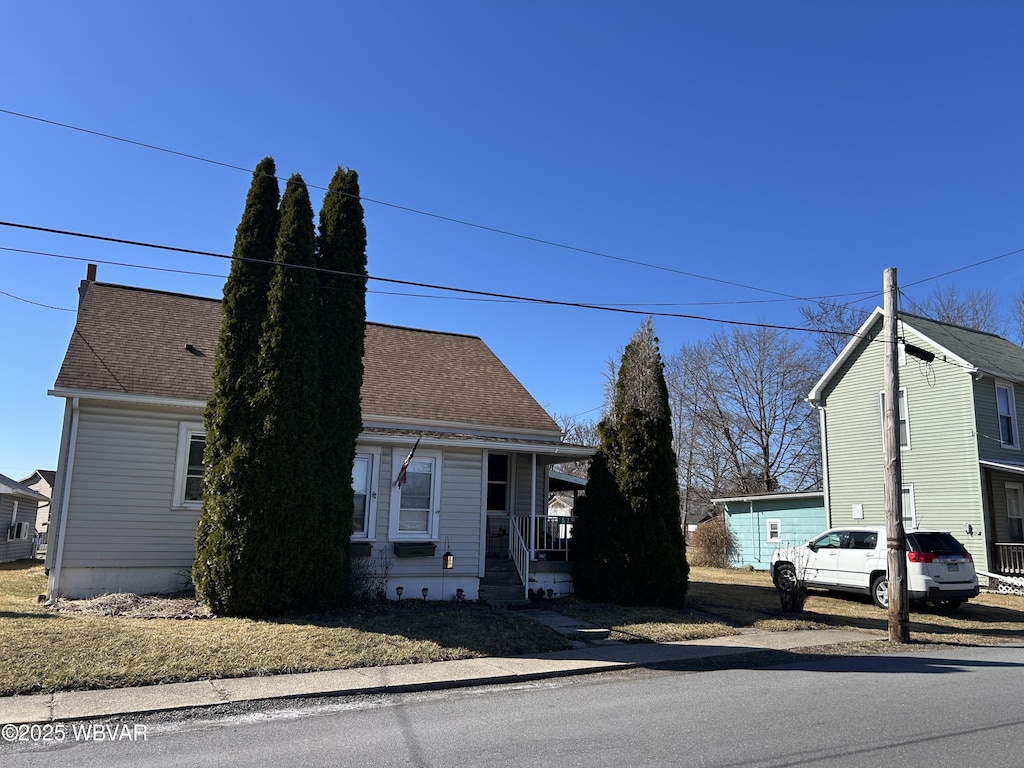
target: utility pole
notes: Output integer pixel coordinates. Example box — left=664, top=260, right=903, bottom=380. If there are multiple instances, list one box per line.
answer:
left=883, top=267, right=910, bottom=643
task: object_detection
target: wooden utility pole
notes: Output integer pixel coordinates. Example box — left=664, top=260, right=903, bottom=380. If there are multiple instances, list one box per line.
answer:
left=883, top=267, right=911, bottom=643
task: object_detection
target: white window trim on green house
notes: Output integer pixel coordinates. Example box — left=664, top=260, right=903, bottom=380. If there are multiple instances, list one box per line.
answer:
left=766, top=518, right=781, bottom=542
left=172, top=422, right=205, bottom=509
left=995, top=381, right=1019, bottom=450
left=901, top=484, right=917, bottom=529
left=879, top=387, right=910, bottom=451
left=351, top=447, right=381, bottom=540
left=388, top=448, right=443, bottom=541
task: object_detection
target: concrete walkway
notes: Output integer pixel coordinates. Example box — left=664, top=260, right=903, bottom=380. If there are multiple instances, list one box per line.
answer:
left=0, top=618, right=883, bottom=725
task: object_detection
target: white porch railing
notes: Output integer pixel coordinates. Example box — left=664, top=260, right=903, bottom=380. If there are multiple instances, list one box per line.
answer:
left=509, top=515, right=531, bottom=598
left=995, top=543, right=1024, bottom=576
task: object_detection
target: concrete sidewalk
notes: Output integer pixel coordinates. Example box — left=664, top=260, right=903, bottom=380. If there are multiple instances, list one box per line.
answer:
left=0, top=627, right=883, bottom=725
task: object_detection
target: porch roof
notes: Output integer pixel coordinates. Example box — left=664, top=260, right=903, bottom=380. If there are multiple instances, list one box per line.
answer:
left=980, top=459, right=1024, bottom=476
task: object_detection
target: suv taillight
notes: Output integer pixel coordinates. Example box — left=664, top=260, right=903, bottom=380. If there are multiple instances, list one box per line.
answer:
left=908, top=551, right=937, bottom=563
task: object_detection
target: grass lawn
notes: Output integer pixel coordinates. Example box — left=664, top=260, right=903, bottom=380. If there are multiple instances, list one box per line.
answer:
left=563, top=566, right=1024, bottom=647
left=3, top=561, right=1023, bottom=695
left=0, top=561, right=569, bottom=696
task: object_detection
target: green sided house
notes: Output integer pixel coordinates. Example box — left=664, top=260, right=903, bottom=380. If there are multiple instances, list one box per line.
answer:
left=809, top=308, right=1024, bottom=585
left=45, top=275, right=592, bottom=600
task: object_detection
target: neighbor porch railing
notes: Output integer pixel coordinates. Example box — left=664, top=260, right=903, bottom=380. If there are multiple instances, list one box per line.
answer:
left=995, top=543, right=1024, bottom=576
left=509, top=516, right=531, bottom=598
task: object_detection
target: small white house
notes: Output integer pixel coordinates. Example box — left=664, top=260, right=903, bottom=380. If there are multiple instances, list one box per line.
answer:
left=46, top=275, right=592, bottom=600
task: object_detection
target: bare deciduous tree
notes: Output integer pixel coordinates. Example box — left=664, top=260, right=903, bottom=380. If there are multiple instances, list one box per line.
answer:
left=798, top=300, right=869, bottom=366
left=667, top=326, right=821, bottom=517
left=906, top=284, right=1002, bottom=334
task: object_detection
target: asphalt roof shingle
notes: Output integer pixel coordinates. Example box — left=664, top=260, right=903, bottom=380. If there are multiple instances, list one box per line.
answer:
left=54, top=282, right=561, bottom=436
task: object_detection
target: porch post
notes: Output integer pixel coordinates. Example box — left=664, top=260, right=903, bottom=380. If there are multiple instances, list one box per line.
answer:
left=529, top=455, right=537, bottom=563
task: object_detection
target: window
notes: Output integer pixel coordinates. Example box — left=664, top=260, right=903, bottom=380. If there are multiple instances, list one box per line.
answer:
left=879, top=388, right=910, bottom=450
left=486, top=454, right=509, bottom=512
left=389, top=449, right=442, bottom=540
left=351, top=448, right=381, bottom=539
left=996, top=382, right=1019, bottom=449
left=172, top=423, right=206, bottom=508
left=766, top=519, right=781, bottom=542
left=901, top=485, right=917, bottom=529
left=1006, top=483, right=1024, bottom=542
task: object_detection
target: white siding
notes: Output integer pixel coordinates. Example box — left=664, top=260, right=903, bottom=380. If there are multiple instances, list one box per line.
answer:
left=60, top=402, right=201, bottom=571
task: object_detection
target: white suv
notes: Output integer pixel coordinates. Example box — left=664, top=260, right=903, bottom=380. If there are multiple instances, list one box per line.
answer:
left=770, top=526, right=979, bottom=610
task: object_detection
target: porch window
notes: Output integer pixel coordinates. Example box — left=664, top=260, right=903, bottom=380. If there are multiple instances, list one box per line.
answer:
left=996, top=382, right=1018, bottom=449
left=766, top=519, right=781, bottom=543
left=879, top=388, right=910, bottom=450
left=172, top=422, right=206, bottom=508
left=1006, top=483, right=1024, bottom=542
left=486, top=454, right=509, bottom=511
left=389, top=449, right=442, bottom=540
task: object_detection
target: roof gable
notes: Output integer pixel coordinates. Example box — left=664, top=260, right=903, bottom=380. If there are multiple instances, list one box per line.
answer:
left=54, top=282, right=561, bottom=437
left=809, top=308, right=1024, bottom=402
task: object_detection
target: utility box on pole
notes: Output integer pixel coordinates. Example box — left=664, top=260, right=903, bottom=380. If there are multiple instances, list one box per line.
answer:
left=883, top=267, right=910, bottom=643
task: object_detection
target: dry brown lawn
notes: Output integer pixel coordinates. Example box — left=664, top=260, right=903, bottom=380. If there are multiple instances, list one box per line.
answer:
left=3, top=561, right=1023, bottom=695
left=0, top=561, right=568, bottom=696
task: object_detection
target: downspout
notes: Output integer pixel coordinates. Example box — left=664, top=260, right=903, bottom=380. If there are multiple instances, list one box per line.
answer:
left=750, top=500, right=755, bottom=566
left=815, top=402, right=831, bottom=526
left=48, top=397, right=79, bottom=599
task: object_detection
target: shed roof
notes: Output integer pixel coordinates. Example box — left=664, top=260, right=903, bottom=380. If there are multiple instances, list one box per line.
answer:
left=54, top=282, right=561, bottom=437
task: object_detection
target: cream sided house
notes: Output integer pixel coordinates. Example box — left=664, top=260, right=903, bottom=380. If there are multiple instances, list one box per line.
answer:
left=809, top=308, right=1024, bottom=586
left=45, top=275, right=592, bottom=600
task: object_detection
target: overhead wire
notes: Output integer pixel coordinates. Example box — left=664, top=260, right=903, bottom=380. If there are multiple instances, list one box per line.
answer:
left=0, top=107, right=887, bottom=305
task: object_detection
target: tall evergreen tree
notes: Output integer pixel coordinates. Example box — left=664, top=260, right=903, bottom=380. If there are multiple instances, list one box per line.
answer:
left=571, top=319, right=688, bottom=606
left=194, top=157, right=280, bottom=614
left=246, top=173, right=323, bottom=614
left=314, top=168, right=368, bottom=608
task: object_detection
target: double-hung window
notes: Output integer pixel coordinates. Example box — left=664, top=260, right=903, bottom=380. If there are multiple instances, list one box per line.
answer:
left=1006, top=483, right=1024, bottom=541
left=766, top=519, right=781, bottom=543
left=172, top=422, right=206, bottom=508
left=389, top=449, right=442, bottom=540
left=351, top=448, right=381, bottom=539
left=996, top=381, right=1019, bottom=449
left=879, top=388, right=910, bottom=450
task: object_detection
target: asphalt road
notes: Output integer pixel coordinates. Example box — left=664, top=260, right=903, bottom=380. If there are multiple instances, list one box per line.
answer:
left=4, top=645, right=1024, bottom=768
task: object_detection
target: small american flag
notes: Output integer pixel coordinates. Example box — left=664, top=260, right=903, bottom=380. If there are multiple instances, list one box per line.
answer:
left=395, top=437, right=422, bottom=487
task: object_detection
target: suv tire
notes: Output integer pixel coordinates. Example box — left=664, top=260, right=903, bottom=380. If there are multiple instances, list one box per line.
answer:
left=871, top=574, right=889, bottom=609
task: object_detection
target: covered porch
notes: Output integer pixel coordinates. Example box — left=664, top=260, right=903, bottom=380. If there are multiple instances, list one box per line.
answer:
left=980, top=461, right=1024, bottom=587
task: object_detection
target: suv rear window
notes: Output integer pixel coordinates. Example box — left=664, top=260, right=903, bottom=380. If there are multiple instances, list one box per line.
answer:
left=906, top=532, right=968, bottom=556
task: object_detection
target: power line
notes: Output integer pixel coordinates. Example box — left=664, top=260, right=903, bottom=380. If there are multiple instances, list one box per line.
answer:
left=0, top=288, right=74, bottom=312
left=0, top=222, right=828, bottom=333
left=0, top=107, right=870, bottom=304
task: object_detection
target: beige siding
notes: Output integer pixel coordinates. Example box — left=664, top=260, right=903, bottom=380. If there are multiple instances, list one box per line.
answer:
left=823, top=326, right=986, bottom=563
left=61, top=402, right=201, bottom=570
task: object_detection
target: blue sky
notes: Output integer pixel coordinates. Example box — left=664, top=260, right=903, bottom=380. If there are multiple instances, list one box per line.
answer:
left=2, top=2, right=1023, bottom=479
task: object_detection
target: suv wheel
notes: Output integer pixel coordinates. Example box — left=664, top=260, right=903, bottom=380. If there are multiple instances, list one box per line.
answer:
left=774, top=563, right=798, bottom=591
left=871, top=574, right=889, bottom=609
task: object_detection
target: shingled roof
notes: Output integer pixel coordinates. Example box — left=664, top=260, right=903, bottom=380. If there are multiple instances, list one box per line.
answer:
left=54, top=282, right=561, bottom=436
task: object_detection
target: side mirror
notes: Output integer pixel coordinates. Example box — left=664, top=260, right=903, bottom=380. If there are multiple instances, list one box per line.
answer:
left=806, top=543, right=818, bottom=553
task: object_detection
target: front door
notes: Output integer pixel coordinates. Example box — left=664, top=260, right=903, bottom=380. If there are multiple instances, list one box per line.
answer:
left=485, top=453, right=510, bottom=558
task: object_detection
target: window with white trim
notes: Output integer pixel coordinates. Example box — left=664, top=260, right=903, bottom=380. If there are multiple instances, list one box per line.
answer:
left=172, top=423, right=206, bottom=508
left=766, top=519, right=781, bottom=543
left=879, top=388, right=910, bottom=450
left=389, top=449, right=442, bottom=540
left=351, top=448, right=381, bottom=539
left=901, top=484, right=917, bottom=529
left=996, top=381, right=1019, bottom=449
left=1006, top=483, right=1024, bottom=542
